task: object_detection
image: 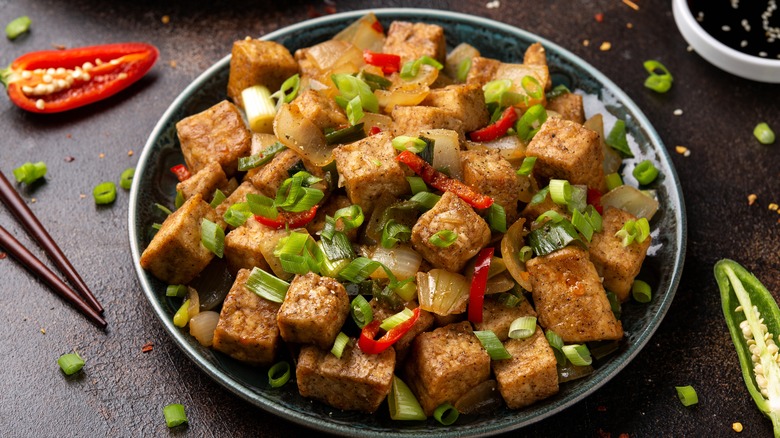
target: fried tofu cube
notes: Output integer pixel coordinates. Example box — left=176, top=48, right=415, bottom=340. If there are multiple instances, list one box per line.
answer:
left=277, top=272, right=350, bottom=349
left=382, top=21, right=446, bottom=63
left=176, top=100, right=252, bottom=177
left=306, top=194, right=359, bottom=241
left=422, top=83, right=489, bottom=132
left=212, top=269, right=281, bottom=366
left=461, top=149, right=521, bottom=223
left=411, top=191, right=491, bottom=272
left=176, top=161, right=228, bottom=203
left=296, top=342, right=395, bottom=413
left=466, top=56, right=501, bottom=86
left=466, top=57, right=549, bottom=111
left=290, top=89, right=348, bottom=132
left=403, top=321, right=491, bottom=415
left=333, top=131, right=410, bottom=215
left=227, top=40, right=299, bottom=108
left=492, top=327, right=559, bottom=409
left=224, top=218, right=271, bottom=275
left=246, top=148, right=304, bottom=198
left=474, top=296, right=537, bottom=341
left=523, top=42, right=552, bottom=90
left=140, top=194, right=215, bottom=285
left=519, top=189, right=569, bottom=223
left=525, top=117, right=606, bottom=192
left=546, top=92, right=585, bottom=124
left=526, top=246, right=623, bottom=343
left=589, top=207, right=652, bottom=301
left=215, top=181, right=262, bottom=230
left=391, top=106, right=464, bottom=139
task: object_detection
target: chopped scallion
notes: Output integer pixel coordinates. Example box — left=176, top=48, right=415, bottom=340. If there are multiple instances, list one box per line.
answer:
left=632, top=279, right=652, bottom=303
left=562, top=344, right=592, bottom=366
left=400, top=55, right=443, bottom=80
left=520, top=75, right=544, bottom=99
left=57, top=352, right=85, bottom=375
left=333, top=204, right=364, bottom=231
left=350, top=295, right=373, bottom=328
left=456, top=58, right=471, bottom=83
left=516, top=156, right=537, bottom=176
left=545, top=329, right=566, bottom=365
left=5, top=16, right=31, bottom=40
left=380, top=308, right=414, bottom=331
left=200, top=219, right=224, bottom=258
left=518, top=246, right=533, bottom=263
left=535, top=209, right=565, bottom=225
left=549, top=179, right=572, bottom=205
left=406, top=176, right=428, bottom=195
left=271, top=73, right=300, bottom=104
left=433, top=402, right=459, bottom=426
left=346, top=95, right=365, bottom=125
left=487, top=203, right=507, bottom=233
left=163, top=403, right=188, bottom=428
left=605, top=119, right=633, bottom=157
left=209, top=189, right=226, bottom=209
left=675, top=385, right=698, bottom=406
left=331, top=73, right=378, bottom=113
left=245, top=267, right=290, bottom=303
left=246, top=193, right=277, bottom=219
left=242, top=85, right=276, bottom=133
left=166, top=284, right=188, bottom=298
left=392, top=136, right=428, bottom=153
left=529, top=186, right=550, bottom=205
left=409, top=191, right=441, bottom=211
left=381, top=219, right=412, bottom=249
left=632, top=160, right=659, bottom=185
left=93, top=181, right=117, bottom=205
left=516, top=104, right=547, bottom=141
left=173, top=299, right=190, bottom=328
left=155, top=203, right=173, bottom=216
left=606, top=291, right=622, bottom=320
left=268, top=361, right=291, bottom=388
left=429, top=230, right=458, bottom=248
left=223, top=202, right=252, bottom=227
left=238, top=142, right=286, bottom=171
left=473, top=330, right=512, bottom=360
left=12, top=161, right=47, bottom=185
left=119, top=167, right=135, bottom=190
left=605, top=172, right=623, bottom=191
left=389, top=375, right=427, bottom=420
left=571, top=209, right=595, bottom=242
left=174, top=190, right=184, bottom=209
left=339, top=257, right=381, bottom=283
left=528, top=218, right=583, bottom=256
left=330, top=332, right=350, bottom=359
left=508, top=316, right=537, bottom=339
left=754, top=122, right=776, bottom=145
left=643, top=60, right=673, bottom=93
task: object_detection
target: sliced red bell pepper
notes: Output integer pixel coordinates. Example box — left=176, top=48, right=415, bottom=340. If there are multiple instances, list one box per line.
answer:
left=587, top=188, right=604, bottom=214
left=170, top=164, right=191, bottom=182
left=1, top=42, right=158, bottom=113
left=254, top=205, right=319, bottom=230
left=468, top=106, right=519, bottom=142
left=468, top=247, right=494, bottom=324
left=363, top=50, right=401, bottom=75
left=396, top=150, right=494, bottom=209
left=358, top=307, right=421, bottom=354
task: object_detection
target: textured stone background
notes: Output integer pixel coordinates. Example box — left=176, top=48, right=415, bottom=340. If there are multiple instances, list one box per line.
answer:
left=0, top=0, right=778, bottom=436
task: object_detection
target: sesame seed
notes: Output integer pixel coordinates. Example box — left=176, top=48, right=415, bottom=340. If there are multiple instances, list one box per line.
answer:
left=95, top=58, right=103, bottom=65
left=99, top=153, right=105, bottom=159
left=161, top=15, right=171, bottom=24
left=35, top=99, right=45, bottom=110
left=22, top=85, right=33, bottom=94
left=79, top=194, right=86, bottom=199
left=583, top=39, right=590, bottom=47
left=769, top=203, right=779, bottom=211
left=741, top=40, right=749, bottom=47
left=118, top=72, right=128, bottom=80
left=46, top=68, right=55, bottom=76
left=169, top=60, right=178, bottom=68
left=673, top=109, right=683, bottom=116
left=128, top=150, right=134, bottom=156
left=600, top=41, right=612, bottom=51
left=748, top=194, right=758, bottom=205
left=21, top=70, right=31, bottom=79
left=82, top=62, right=94, bottom=71
left=723, top=25, right=732, bottom=31
left=627, top=22, right=634, bottom=29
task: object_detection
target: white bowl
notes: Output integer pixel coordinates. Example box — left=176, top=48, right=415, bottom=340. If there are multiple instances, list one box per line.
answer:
left=672, top=0, right=780, bottom=83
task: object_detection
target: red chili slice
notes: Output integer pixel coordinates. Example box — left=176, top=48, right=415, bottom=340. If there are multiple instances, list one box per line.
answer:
left=396, top=150, right=494, bottom=209
left=371, top=19, right=385, bottom=34
left=468, top=247, right=494, bottom=324
left=468, top=106, right=519, bottom=142
left=170, top=164, right=191, bottom=182
left=363, top=50, right=401, bottom=75
left=587, top=188, right=604, bottom=214
left=358, top=307, right=421, bottom=354
left=368, top=126, right=382, bottom=136
left=254, top=205, right=319, bottom=230
left=1, top=42, right=158, bottom=113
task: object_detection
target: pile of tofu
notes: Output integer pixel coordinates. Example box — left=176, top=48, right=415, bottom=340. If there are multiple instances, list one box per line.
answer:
left=139, top=14, right=652, bottom=417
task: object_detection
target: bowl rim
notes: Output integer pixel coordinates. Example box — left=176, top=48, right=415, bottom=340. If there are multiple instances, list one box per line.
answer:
left=672, top=0, right=780, bottom=83
left=129, top=7, right=687, bottom=437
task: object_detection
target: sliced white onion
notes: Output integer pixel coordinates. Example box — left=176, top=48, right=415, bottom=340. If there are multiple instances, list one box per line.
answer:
left=485, top=272, right=516, bottom=294
left=370, top=245, right=422, bottom=280
left=416, top=269, right=470, bottom=315
left=600, top=185, right=659, bottom=220
left=444, top=43, right=480, bottom=81
left=468, top=135, right=526, bottom=166
left=250, top=133, right=279, bottom=155
left=376, top=87, right=430, bottom=112
left=583, top=114, right=622, bottom=175
left=361, top=112, right=394, bottom=135
left=501, top=218, right=533, bottom=292
left=189, top=311, right=220, bottom=347
left=274, top=103, right=333, bottom=167
left=420, top=129, right=462, bottom=180
left=186, top=286, right=200, bottom=319
left=332, top=12, right=385, bottom=52
left=303, top=40, right=363, bottom=73
left=395, top=64, right=439, bottom=91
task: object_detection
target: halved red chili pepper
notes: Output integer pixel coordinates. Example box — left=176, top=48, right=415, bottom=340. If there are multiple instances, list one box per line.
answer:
left=254, top=205, right=319, bottom=230
left=358, top=307, right=421, bottom=354
left=0, top=42, right=158, bottom=113
left=170, top=164, right=191, bottom=182
left=396, top=150, right=494, bottom=209
left=468, top=106, right=519, bottom=142
left=587, top=188, right=604, bottom=214
left=468, top=247, right=494, bottom=324
left=363, top=50, right=401, bottom=75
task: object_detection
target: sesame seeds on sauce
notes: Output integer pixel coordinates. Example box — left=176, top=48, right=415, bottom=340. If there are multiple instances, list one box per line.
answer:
left=689, top=0, right=780, bottom=58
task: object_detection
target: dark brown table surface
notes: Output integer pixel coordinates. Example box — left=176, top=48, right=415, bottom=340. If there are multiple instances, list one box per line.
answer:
left=1, top=1, right=779, bottom=436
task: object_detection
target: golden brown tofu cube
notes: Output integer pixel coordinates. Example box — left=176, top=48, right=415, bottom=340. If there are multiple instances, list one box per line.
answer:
left=461, top=149, right=521, bottom=223
left=227, top=40, right=299, bottom=108
left=474, top=296, right=537, bottom=341
left=527, top=246, right=623, bottom=343
left=176, top=100, right=251, bottom=177
left=466, top=57, right=549, bottom=111
left=277, top=272, right=350, bottom=349
left=140, top=194, right=215, bottom=284
left=296, top=342, right=395, bottom=413
left=212, top=269, right=281, bottom=366
left=224, top=218, right=271, bottom=275
left=546, top=92, right=585, bottom=124
left=382, top=21, right=446, bottom=63
left=306, top=194, right=359, bottom=241
left=466, top=56, right=501, bottom=86
left=289, top=89, right=348, bottom=132
left=176, top=161, right=228, bottom=203
left=410, top=191, right=491, bottom=273
left=525, top=117, right=606, bottom=192
left=589, top=207, right=652, bottom=301
left=492, top=327, right=559, bottom=409
left=246, top=148, right=303, bottom=198
left=403, top=321, right=491, bottom=416
left=391, top=106, right=464, bottom=140
left=333, top=131, right=410, bottom=215
left=422, top=83, right=489, bottom=133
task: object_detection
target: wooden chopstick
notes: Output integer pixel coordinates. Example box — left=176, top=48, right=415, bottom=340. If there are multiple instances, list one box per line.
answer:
left=0, top=171, right=103, bottom=313
left=0, top=226, right=107, bottom=328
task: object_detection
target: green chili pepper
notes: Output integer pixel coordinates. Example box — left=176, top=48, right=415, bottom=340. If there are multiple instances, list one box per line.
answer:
left=715, top=259, right=780, bottom=437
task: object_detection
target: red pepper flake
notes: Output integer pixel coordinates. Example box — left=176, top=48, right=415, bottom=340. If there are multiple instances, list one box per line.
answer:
left=52, top=44, right=67, bottom=50
left=369, top=126, right=382, bottom=136
left=141, top=342, right=154, bottom=353
left=66, top=133, right=72, bottom=139
left=595, top=13, right=604, bottom=22
left=0, top=252, right=7, bottom=260
left=170, top=164, right=191, bottom=182
left=64, top=156, right=75, bottom=162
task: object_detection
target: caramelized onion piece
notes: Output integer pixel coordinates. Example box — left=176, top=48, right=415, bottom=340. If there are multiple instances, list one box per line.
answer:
left=189, top=311, right=220, bottom=347
left=501, top=218, right=533, bottom=291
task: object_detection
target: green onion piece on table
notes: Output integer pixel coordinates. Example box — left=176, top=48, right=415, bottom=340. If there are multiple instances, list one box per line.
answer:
left=173, top=299, right=190, bottom=328
left=605, top=119, right=634, bottom=157
left=13, top=161, right=47, bottom=185
left=200, top=219, right=224, bottom=258
left=389, top=375, right=427, bottom=420
left=93, top=181, right=116, bottom=205
left=57, top=352, right=85, bottom=375
left=350, top=295, right=373, bottom=328
left=516, top=156, right=537, bottom=176
left=163, top=403, right=188, bottom=428
left=119, top=167, right=135, bottom=190
left=429, top=230, right=457, bottom=248
left=562, top=344, right=592, bottom=366
left=632, top=280, right=652, bottom=303
left=330, top=332, right=350, bottom=359
left=633, top=160, right=660, bottom=185
left=473, top=330, right=512, bottom=360
left=245, top=267, right=290, bottom=303
left=268, top=361, right=291, bottom=388
left=508, top=316, right=537, bottom=339
left=643, top=60, right=673, bottom=93
left=5, top=16, right=31, bottom=40
left=675, top=385, right=698, bottom=407
left=166, top=284, right=188, bottom=298
left=754, top=122, right=776, bottom=145
left=433, top=402, right=459, bottom=426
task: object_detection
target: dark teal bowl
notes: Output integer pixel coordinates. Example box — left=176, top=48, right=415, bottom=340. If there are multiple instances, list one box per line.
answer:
left=129, top=8, right=686, bottom=437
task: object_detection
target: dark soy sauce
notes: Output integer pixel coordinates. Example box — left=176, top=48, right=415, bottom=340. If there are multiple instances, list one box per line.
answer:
left=688, top=0, right=780, bottom=58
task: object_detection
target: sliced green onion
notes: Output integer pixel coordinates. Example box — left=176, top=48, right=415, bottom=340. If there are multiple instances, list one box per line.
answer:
left=238, top=142, right=286, bottom=171
left=516, top=156, right=537, bottom=176
left=483, top=79, right=519, bottom=107
left=359, top=71, right=392, bottom=90
left=429, top=230, right=458, bottom=248
left=535, top=209, right=565, bottom=225
left=163, top=403, right=188, bottom=428
left=166, top=284, right=188, bottom=298
left=155, top=203, right=173, bottom=216
left=381, top=219, right=412, bottom=249
left=317, top=241, right=351, bottom=277
left=520, top=75, right=544, bottom=99
left=289, top=187, right=324, bottom=213
left=346, top=95, right=365, bottom=125
left=567, top=185, right=587, bottom=214
left=5, top=16, right=31, bottom=40
left=635, top=217, right=650, bottom=243
left=409, top=191, right=441, bottom=211
left=571, top=209, right=595, bottom=242
left=325, top=123, right=366, bottom=145
left=516, top=104, right=547, bottom=141
left=223, top=202, right=252, bottom=227
left=545, top=329, right=566, bottom=365
left=754, top=122, right=776, bottom=145
left=93, top=181, right=117, bottom=205
left=389, top=375, right=427, bottom=420
left=12, top=161, right=46, bottom=185
left=393, top=280, right=417, bottom=302
left=605, top=172, right=623, bottom=191
left=433, top=402, right=459, bottom=426
left=400, top=55, right=443, bottom=80
left=632, top=160, right=659, bottom=185
left=585, top=205, right=603, bottom=233
left=339, top=257, right=381, bottom=283
left=529, top=186, right=550, bottom=205
left=508, top=316, right=537, bottom=339
left=333, top=204, right=364, bottom=231
left=497, top=292, right=522, bottom=308
left=518, top=245, right=533, bottom=263
left=456, top=58, right=471, bottom=83
left=562, top=344, right=592, bottom=366
left=242, top=85, right=277, bottom=133
left=330, top=332, right=350, bottom=359
left=209, top=189, right=226, bottom=209
left=675, top=385, right=698, bottom=406
left=606, top=291, right=622, bottom=320
left=643, top=60, right=673, bottom=93
left=174, top=190, right=184, bottom=209
left=615, top=217, right=650, bottom=246
left=406, top=176, right=428, bottom=195
left=392, top=136, right=428, bottom=153
left=487, top=203, right=507, bottom=233
left=268, top=361, right=291, bottom=388
left=57, top=352, right=85, bottom=375
left=245, top=194, right=277, bottom=219
left=380, top=308, right=414, bottom=331
left=545, top=83, right=571, bottom=100
left=279, top=253, right=313, bottom=275
left=270, top=73, right=301, bottom=104
left=605, top=119, right=633, bottom=157
left=200, top=219, right=224, bottom=258
left=549, top=179, right=572, bottom=205
left=274, top=231, right=310, bottom=258
left=151, top=223, right=162, bottom=231
left=528, top=218, right=583, bottom=256
left=173, top=299, right=190, bottom=328
left=119, top=167, right=135, bottom=190
left=245, top=267, right=290, bottom=303
left=331, top=73, right=378, bottom=112
left=350, top=295, right=373, bottom=328
left=632, top=280, right=652, bottom=303
left=473, top=330, right=512, bottom=360
left=320, top=229, right=355, bottom=261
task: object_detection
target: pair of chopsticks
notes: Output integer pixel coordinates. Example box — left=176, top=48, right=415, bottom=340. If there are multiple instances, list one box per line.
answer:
left=0, top=171, right=107, bottom=328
